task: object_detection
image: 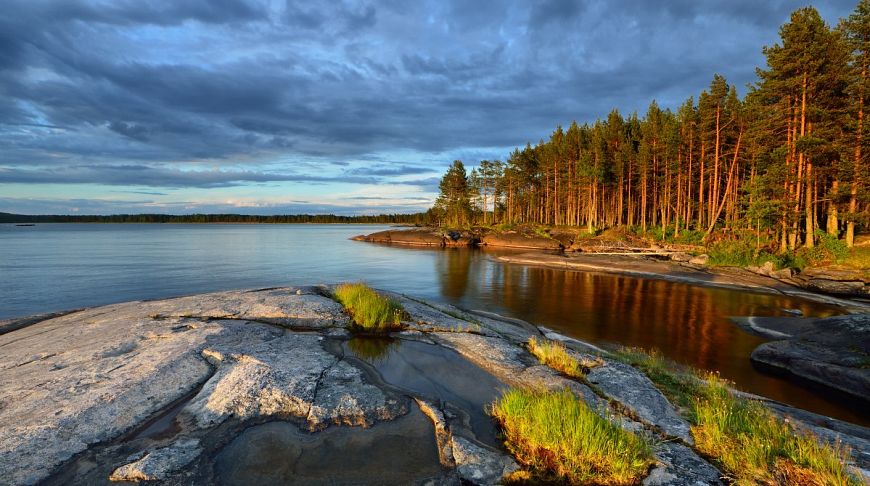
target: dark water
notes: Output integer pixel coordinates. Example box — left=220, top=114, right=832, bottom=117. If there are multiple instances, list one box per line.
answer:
left=344, top=338, right=507, bottom=447
left=0, top=223, right=864, bottom=424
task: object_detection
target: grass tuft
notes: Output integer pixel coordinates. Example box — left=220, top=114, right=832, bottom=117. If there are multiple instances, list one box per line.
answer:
left=333, top=282, right=406, bottom=331
left=490, top=387, right=653, bottom=485
left=691, top=375, right=860, bottom=486
left=527, top=337, right=597, bottom=378
left=615, top=346, right=861, bottom=485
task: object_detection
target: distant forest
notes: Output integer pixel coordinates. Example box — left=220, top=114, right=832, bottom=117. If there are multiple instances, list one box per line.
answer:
left=433, top=2, right=870, bottom=249
left=0, top=212, right=427, bottom=224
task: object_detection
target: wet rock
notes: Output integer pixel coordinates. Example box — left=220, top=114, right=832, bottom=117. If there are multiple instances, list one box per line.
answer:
left=586, top=360, right=693, bottom=443
left=643, top=442, right=723, bottom=485
left=751, top=340, right=869, bottom=400
left=415, top=399, right=455, bottom=467
left=805, top=279, right=867, bottom=295
left=451, top=436, right=519, bottom=486
left=108, top=438, right=202, bottom=482
left=749, top=313, right=870, bottom=401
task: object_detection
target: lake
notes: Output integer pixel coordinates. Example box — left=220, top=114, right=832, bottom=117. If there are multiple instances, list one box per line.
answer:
left=0, top=223, right=864, bottom=425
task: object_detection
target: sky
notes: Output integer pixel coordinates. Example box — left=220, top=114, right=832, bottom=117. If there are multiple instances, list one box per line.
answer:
left=0, top=0, right=860, bottom=215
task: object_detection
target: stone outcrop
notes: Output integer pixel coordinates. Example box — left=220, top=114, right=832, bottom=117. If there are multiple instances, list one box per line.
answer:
left=1, top=286, right=867, bottom=485
left=109, top=438, right=202, bottom=482
left=750, top=313, right=870, bottom=401
left=479, top=231, right=563, bottom=250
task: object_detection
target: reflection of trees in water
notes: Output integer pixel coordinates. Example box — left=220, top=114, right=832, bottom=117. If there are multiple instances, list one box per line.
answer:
left=436, top=249, right=473, bottom=300
left=346, top=337, right=398, bottom=362
left=485, top=266, right=839, bottom=380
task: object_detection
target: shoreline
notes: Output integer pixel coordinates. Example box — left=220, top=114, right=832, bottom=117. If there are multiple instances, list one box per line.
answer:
left=1, top=287, right=867, bottom=484
left=494, top=252, right=870, bottom=311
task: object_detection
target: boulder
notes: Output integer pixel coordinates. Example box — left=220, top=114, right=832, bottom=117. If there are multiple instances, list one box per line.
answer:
left=109, top=438, right=202, bottom=482
left=749, top=313, right=870, bottom=401
left=669, top=252, right=693, bottom=263
left=688, top=254, right=709, bottom=266
left=480, top=232, right=562, bottom=250
left=356, top=229, right=445, bottom=246
left=451, top=436, right=519, bottom=486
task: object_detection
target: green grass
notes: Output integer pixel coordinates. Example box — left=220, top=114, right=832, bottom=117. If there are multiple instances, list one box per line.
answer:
left=490, top=387, right=653, bottom=485
left=528, top=337, right=597, bottom=379
left=614, top=347, right=861, bottom=485
left=332, top=282, right=406, bottom=331
left=692, top=376, right=860, bottom=486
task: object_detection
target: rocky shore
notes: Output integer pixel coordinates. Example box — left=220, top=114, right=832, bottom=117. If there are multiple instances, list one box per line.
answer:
left=354, top=227, right=870, bottom=301
left=1, top=287, right=868, bottom=485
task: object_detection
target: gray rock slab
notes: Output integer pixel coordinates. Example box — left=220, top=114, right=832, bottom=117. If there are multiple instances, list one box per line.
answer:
left=142, top=287, right=349, bottom=329
left=643, top=442, right=722, bottom=485
left=109, top=438, right=202, bottom=482
left=587, top=360, right=693, bottom=443
left=183, top=333, right=404, bottom=431
left=0, top=288, right=365, bottom=485
left=451, top=436, right=519, bottom=486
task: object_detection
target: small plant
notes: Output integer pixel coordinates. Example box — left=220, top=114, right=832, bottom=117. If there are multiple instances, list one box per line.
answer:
left=692, top=375, right=860, bottom=485
left=490, top=387, right=653, bottom=484
left=527, top=337, right=596, bottom=378
left=333, top=283, right=406, bottom=331
left=615, top=347, right=861, bottom=485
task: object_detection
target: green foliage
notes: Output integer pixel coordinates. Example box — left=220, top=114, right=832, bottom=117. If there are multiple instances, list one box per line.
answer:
left=434, top=160, right=473, bottom=227
left=614, top=347, right=861, bottom=485
left=490, top=388, right=653, bottom=485
left=527, top=337, right=598, bottom=378
left=692, top=376, right=861, bottom=486
left=706, top=239, right=786, bottom=268
left=333, top=283, right=406, bottom=332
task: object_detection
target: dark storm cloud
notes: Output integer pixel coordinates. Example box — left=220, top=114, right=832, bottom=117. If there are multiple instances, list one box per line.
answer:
left=0, top=0, right=860, bottom=191
left=0, top=163, right=442, bottom=188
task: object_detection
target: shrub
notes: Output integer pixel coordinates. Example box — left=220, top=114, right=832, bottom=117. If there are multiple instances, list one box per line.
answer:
left=333, top=283, right=406, bottom=331
left=527, top=337, right=596, bottom=378
left=490, top=388, right=653, bottom=485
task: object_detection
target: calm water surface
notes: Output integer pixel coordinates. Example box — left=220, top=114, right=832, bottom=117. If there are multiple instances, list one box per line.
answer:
left=0, top=223, right=864, bottom=424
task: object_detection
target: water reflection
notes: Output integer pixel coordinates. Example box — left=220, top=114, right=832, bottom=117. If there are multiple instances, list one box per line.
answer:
left=345, top=336, right=398, bottom=362
left=0, top=224, right=863, bottom=425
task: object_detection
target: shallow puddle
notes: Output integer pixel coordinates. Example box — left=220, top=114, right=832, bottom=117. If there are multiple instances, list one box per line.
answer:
left=213, top=403, right=444, bottom=485
left=343, top=337, right=507, bottom=447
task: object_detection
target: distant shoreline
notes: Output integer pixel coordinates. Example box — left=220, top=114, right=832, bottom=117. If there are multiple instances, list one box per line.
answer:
left=0, top=211, right=425, bottom=225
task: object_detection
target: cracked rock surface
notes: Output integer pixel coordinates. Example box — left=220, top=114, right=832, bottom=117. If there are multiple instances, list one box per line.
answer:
left=1, top=286, right=866, bottom=485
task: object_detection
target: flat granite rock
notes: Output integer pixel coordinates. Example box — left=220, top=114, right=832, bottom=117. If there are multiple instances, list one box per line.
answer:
left=587, top=360, right=693, bottom=443
left=142, top=287, right=350, bottom=329
left=0, top=288, right=359, bottom=485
